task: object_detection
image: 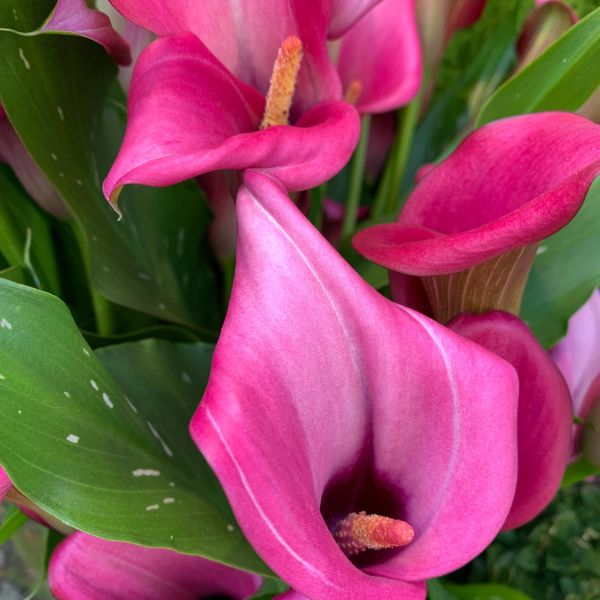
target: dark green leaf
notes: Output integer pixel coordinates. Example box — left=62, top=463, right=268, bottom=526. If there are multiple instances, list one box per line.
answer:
left=443, top=582, right=532, bottom=600
left=0, top=279, right=269, bottom=576
left=478, top=7, right=600, bottom=125
left=522, top=176, right=600, bottom=347
left=0, top=27, right=219, bottom=335
left=0, top=166, right=61, bottom=294
left=0, top=0, right=54, bottom=31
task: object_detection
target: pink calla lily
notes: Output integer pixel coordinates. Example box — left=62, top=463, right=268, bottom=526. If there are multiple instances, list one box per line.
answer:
left=102, top=32, right=359, bottom=204
left=48, top=532, right=261, bottom=600
left=44, top=0, right=131, bottom=65
left=449, top=311, right=572, bottom=530
left=353, top=113, right=600, bottom=321
left=335, top=0, right=422, bottom=114
left=190, top=171, right=520, bottom=599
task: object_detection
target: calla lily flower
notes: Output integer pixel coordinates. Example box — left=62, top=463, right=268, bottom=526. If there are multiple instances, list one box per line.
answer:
left=102, top=31, right=359, bottom=205
left=102, top=0, right=424, bottom=204
left=191, top=171, right=520, bottom=599
left=334, top=0, right=422, bottom=114
left=353, top=113, right=600, bottom=323
left=551, top=290, right=600, bottom=462
left=48, top=532, right=261, bottom=600
left=449, top=311, right=572, bottom=530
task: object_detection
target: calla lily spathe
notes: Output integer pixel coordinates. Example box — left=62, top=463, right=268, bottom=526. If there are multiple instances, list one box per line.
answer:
left=102, top=0, right=423, bottom=203
left=191, top=171, right=520, bottom=600
left=449, top=311, right=572, bottom=530
left=354, top=113, right=600, bottom=322
left=48, top=532, right=261, bottom=600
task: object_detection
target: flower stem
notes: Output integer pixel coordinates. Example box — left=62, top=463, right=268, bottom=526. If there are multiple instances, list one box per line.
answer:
left=373, top=93, right=421, bottom=218
left=341, top=114, right=371, bottom=240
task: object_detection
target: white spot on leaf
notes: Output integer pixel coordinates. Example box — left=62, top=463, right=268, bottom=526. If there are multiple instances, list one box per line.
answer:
left=102, top=392, right=114, bottom=409
left=66, top=434, right=79, bottom=444
left=18, top=48, right=31, bottom=70
left=163, top=497, right=175, bottom=504
left=132, top=469, right=160, bottom=477
left=90, top=379, right=99, bottom=391
left=1, top=318, right=12, bottom=330
left=145, top=504, right=159, bottom=511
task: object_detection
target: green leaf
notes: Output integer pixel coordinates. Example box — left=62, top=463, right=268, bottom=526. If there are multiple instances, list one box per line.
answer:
left=0, top=507, right=29, bottom=545
left=0, top=0, right=54, bottom=31
left=0, top=166, right=61, bottom=294
left=0, top=279, right=269, bottom=576
left=561, top=456, right=600, bottom=488
left=0, top=265, right=27, bottom=284
left=478, top=7, right=600, bottom=125
left=408, top=9, right=520, bottom=185
left=0, top=26, right=219, bottom=335
left=428, top=579, right=459, bottom=600
left=443, top=582, right=533, bottom=600
left=521, top=176, right=600, bottom=347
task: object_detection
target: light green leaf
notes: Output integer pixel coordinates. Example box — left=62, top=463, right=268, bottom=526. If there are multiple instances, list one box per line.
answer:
left=443, top=582, right=532, bottom=600
left=0, top=279, right=269, bottom=576
left=478, top=7, right=600, bottom=125
left=561, top=456, right=600, bottom=488
left=522, top=176, right=600, bottom=347
left=0, top=22, right=219, bottom=336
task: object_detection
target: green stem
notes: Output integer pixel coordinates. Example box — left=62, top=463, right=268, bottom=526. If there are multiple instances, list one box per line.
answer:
left=72, top=223, right=115, bottom=336
left=341, top=114, right=371, bottom=240
left=373, top=93, right=421, bottom=218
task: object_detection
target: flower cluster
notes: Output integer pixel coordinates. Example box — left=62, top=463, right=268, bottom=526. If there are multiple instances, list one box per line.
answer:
left=0, top=1, right=600, bottom=599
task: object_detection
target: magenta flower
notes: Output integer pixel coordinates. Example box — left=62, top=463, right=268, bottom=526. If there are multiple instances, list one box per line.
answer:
left=190, top=171, right=519, bottom=599
left=449, top=311, right=572, bottom=530
left=48, top=532, right=261, bottom=600
left=551, top=290, right=600, bottom=461
left=354, top=113, right=600, bottom=323
left=102, top=1, right=363, bottom=204
left=102, top=0, right=423, bottom=205
left=333, top=0, right=422, bottom=114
